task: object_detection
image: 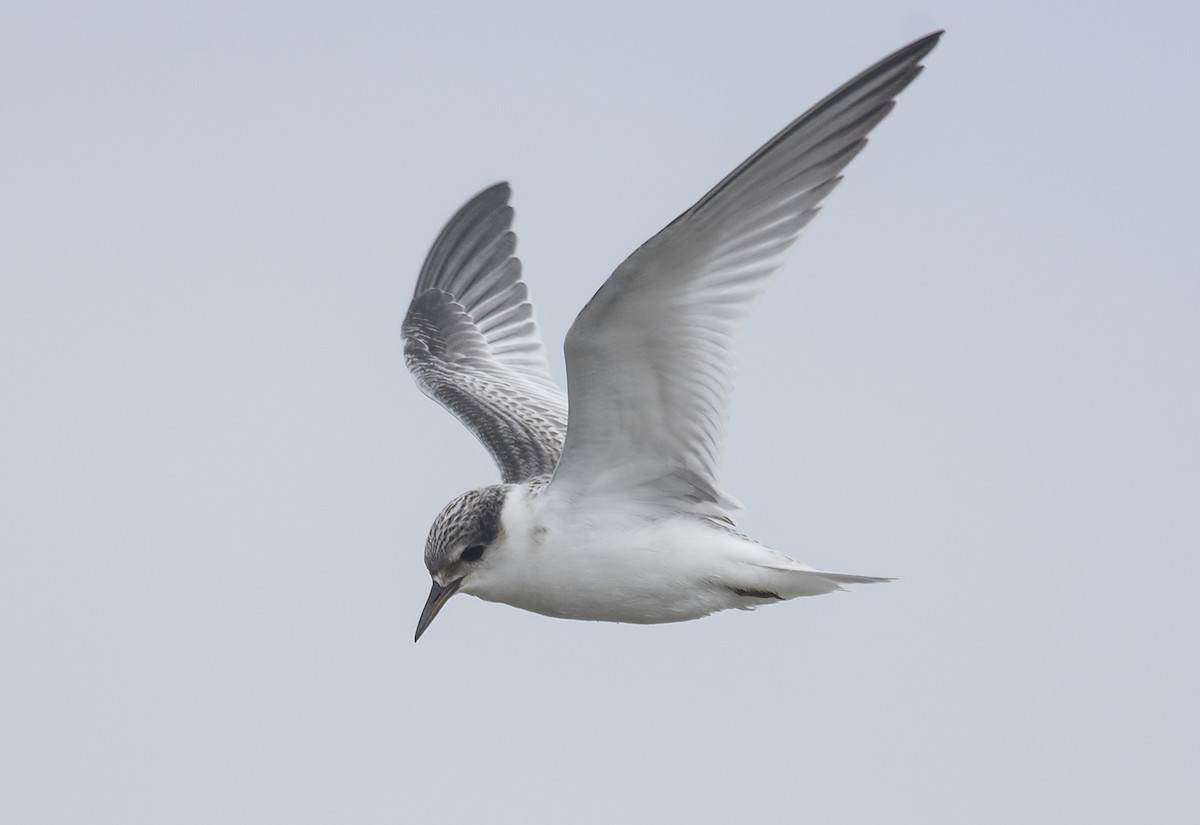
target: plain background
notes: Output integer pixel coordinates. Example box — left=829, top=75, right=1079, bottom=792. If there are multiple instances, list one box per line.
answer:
left=3, top=1, right=1197, bottom=823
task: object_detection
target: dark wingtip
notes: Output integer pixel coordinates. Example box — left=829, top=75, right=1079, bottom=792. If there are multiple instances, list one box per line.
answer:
left=478, top=181, right=511, bottom=202
left=907, top=30, right=945, bottom=61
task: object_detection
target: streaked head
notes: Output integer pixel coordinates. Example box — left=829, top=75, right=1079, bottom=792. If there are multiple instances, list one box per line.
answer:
left=414, top=484, right=508, bottom=641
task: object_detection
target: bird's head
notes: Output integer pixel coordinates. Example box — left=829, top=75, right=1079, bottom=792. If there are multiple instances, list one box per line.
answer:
left=414, top=484, right=508, bottom=641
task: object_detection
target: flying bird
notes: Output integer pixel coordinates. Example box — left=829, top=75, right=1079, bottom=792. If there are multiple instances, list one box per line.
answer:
left=404, top=31, right=941, bottom=641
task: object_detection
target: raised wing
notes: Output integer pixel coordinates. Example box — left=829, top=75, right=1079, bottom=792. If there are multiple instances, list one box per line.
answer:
left=548, top=32, right=941, bottom=517
left=403, top=183, right=568, bottom=483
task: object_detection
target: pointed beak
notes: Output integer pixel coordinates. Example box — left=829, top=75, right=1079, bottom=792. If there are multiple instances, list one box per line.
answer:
left=414, top=577, right=462, bottom=642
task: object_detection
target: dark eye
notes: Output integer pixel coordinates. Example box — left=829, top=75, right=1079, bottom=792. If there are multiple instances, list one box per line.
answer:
left=460, top=544, right=486, bottom=562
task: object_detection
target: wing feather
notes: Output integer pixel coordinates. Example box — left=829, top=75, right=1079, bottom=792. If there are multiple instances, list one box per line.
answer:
left=403, top=183, right=568, bottom=482
left=548, top=32, right=942, bottom=516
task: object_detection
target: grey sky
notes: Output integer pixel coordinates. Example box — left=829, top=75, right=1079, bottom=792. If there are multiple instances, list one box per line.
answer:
left=2, top=1, right=1197, bottom=823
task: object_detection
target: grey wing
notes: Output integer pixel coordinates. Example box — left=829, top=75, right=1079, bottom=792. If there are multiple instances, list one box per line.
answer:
left=547, top=32, right=941, bottom=517
left=403, top=183, right=568, bottom=483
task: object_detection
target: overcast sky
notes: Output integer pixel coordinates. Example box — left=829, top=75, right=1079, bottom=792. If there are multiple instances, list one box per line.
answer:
left=3, top=1, right=1198, bottom=823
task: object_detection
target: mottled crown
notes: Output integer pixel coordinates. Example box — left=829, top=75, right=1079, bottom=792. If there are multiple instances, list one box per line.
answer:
left=424, top=484, right=509, bottom=573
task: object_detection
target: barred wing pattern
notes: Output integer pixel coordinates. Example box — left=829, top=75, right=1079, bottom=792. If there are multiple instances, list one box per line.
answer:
left=403, top=183, right=568, bottom=483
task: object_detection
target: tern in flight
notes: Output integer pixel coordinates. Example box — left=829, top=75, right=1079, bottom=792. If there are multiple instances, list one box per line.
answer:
left=404, top=31, right=941, bottom=641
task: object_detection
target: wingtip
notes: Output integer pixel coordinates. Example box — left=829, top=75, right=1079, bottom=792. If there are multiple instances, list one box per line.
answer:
left=466, top=181, right=511, bottom=208
left=485, top=180, right=512, bottom=199
left=909, top=29, right=945, bottom=59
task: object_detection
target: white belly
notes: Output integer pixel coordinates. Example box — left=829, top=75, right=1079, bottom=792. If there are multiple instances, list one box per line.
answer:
left=462, top=516, right=798, bottom=624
